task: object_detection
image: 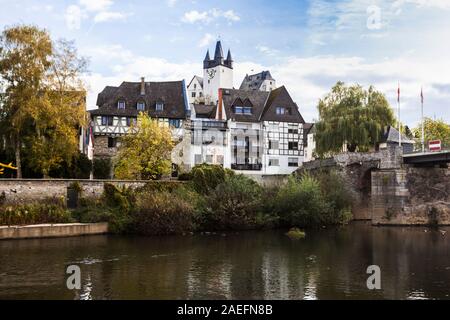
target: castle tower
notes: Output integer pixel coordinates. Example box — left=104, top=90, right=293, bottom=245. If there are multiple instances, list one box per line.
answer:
left=203, top=40, right=233, bottom=105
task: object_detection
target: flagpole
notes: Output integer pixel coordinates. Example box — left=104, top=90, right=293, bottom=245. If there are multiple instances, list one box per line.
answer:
left=421, top=87, right=425, bottom=153
left=398, top=82, right=401, bottom=147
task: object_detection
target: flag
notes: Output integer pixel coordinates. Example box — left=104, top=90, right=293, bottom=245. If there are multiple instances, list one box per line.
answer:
left=397, top=82, right=400, bottom=103
left=421, top=87, right=424, bottom=104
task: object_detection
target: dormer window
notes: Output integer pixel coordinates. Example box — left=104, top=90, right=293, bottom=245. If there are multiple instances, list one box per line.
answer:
left=156, top=102, right=164, bottom=111
left=234, top=106, right=252, bottom=115
left=276, top=107, right=290, bottom=115
left=118, top=100, right=126, bottom=109
left=137, top=101, right=145, bottom=111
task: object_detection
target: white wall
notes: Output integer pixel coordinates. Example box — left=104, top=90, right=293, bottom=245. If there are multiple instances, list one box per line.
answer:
left=203, top=65, right=233, bottom=104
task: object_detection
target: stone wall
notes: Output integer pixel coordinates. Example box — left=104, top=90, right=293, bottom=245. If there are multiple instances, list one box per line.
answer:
left=0, top=223, right=109, bottom=240
left=372, top=167, right=450, bottom=225
left=0, top=179, right=154, bottom=203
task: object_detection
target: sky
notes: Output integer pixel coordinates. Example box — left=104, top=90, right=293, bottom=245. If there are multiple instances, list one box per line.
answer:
left=1, top=0, right=450, bottom=126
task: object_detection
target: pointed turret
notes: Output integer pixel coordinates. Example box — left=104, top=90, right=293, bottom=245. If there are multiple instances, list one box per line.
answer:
left=225, top=49, right=233, bottom=69
left=203, top=50, right=211, bottom=69
left=214, top=40, right=224, bottom=62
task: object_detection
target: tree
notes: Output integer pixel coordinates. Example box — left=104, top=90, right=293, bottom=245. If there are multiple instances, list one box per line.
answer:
left=413, top=117, right=450, bottom=147
left=0, top=25, right=53, bottom=177
left=26, top=39, right=88, bottom=177
left=314, top=81, right=395, bottom=156
left=0, top=26, right=88, bottom=178
left=114, top=113, right=174, bottom=180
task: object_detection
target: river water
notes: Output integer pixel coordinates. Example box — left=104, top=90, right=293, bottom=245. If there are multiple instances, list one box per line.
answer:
left=0, top=222, right=449, bottom=300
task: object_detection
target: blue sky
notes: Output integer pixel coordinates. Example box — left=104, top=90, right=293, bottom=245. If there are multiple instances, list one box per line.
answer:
left=1, top=0, right=450, bottom=126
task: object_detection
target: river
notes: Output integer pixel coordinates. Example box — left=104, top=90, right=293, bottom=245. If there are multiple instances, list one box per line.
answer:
left=0, top=222, right=449, bottom=300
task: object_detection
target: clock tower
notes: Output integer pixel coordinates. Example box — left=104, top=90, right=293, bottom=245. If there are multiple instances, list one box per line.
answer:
left=203, top=41, right=233, bottom=105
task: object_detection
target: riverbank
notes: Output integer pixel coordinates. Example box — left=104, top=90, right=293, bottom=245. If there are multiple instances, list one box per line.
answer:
left=0, top=223, right=108, bottom=240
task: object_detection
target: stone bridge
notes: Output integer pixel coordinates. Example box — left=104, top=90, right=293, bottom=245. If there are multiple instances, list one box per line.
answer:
left=297, top=145, right=450, bottom=224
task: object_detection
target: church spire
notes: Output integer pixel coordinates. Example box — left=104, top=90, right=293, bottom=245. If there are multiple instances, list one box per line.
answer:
left=214, top=40, right=224, bottom=60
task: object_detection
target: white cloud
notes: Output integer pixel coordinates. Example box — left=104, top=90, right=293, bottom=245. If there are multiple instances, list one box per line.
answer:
left=182, top=9, right=240, bottom=24
left=94, top=11, right=129, bottom=23
left=256, top=45, right=279, bottom=56
left=182, top=10, right=209, bottom=24
left=198, top=33, right=215, bottom=48
left=65, top=5, right=85, bottom=30
left=79, top=0, right=113, bottom=12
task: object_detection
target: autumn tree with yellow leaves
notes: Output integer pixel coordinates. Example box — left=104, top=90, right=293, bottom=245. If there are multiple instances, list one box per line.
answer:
left=0, top=25, right=88, bottom=177
left=114, top=113, right=174, bottom=180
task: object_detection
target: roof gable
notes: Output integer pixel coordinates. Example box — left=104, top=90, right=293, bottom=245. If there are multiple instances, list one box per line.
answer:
left=260, top=86, right=305, bottom=123
left=221, top=89, right=270, bottom=123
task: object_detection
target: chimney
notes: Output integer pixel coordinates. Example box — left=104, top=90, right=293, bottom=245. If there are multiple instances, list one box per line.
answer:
left=140, top=77, right=145, bottom=95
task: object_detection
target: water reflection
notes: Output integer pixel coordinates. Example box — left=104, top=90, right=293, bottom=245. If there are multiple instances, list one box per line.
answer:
left=0, top=222, right=449, bottom=300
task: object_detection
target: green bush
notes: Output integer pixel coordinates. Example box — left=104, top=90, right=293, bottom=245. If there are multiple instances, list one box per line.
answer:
left=0, top=198, right=73, bottom=226
left=316, top=170, right=353, bottom=224
left=275, top=175, right=329, bottom=227
left=273, top=173, right=352, bottom=227
left=131, top=188, right=195, bottom=235
left=93, top=158, right=112, bottom=179
left=190, top=164, right=234, bottom=194
left=198, top=174, right=263, bottom=230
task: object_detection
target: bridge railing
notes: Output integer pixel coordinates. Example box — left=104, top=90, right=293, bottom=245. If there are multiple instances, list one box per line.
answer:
left=405, top=141, right=450, bottom=154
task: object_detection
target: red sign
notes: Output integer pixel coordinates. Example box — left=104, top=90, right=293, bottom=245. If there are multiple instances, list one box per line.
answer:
left=429, top=140, right=442, bottom=152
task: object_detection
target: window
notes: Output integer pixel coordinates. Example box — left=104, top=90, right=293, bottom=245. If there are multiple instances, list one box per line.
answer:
left=199, top=92, right=203, bottom=97
left=269, top=158, right=279, bottom=166
left=234, top=106, right=252, bottom=115
left=117, top=100, right=126, bottom=109
left=108, top=116, right=114, bottom=126
left=192, top=92, right=196, bottom=98
left=205, top=155, right=213, bottom=164
left=288, top=142, right=298, bottom=150
left=137, top=102, right=145, bottom=111
left=101, top=116, right=108, bottom=126
left=269, top=140, right=279, bottom=150
left=156, top=102, right=164, bottom=111
left=108, top=137, right=117, bottom=148
left=126, top=117, right=136, bottom=127
left=195, top=154, right=202, bottom=165
left=169, top=119, right=181, bottom=128
left=288, top=157, right=299, bottom=167
left=288, top=125, right=299, bottom=134
left=276, top=107, right=290, bottom=115
left=194, top=84, right=197, bottom=89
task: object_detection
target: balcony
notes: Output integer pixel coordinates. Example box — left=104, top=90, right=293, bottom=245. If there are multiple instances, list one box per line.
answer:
left=190, top=120, right=227, bottom=130
left=231, top=163, right=262, bottom=171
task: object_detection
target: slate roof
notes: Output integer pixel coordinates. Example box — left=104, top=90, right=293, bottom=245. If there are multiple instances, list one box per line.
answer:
left=239, top=71, right=275, bottom=91
left=188, top=76, right=204, bottom=89
left=382, top=126, right=415, bottom=144
left=193, top=104, right=217, bottom=119
left=221, top=86, right=306, bottom=124
left=90, top=80, right=188, bottom=119
left=260, top=86, right=305, bottom=123
left=221, top=89, right=270, bottom=123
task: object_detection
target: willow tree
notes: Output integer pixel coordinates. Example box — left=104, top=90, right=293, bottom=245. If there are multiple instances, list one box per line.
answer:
left=115, top=113, right=174, bottom=180
left=314, top=82, right=395, bottom=157
left=0, top=25, right=52, bottom=177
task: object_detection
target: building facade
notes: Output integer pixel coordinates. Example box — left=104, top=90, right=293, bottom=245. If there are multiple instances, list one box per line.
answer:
left=88, top=78, right=191, bottom=176
left=88, top=41, right=310, bottom=177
